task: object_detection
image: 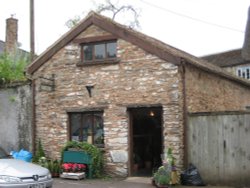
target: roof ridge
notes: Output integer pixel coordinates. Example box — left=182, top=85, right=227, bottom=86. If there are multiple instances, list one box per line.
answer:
left=26, top=11, right=250, bottom=87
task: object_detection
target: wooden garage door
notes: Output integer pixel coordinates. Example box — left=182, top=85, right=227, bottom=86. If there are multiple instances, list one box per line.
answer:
left=187, top=112, right=250, bottom=186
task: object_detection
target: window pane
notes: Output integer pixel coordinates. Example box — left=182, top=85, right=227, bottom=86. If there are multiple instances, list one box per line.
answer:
left=82, top=114, right=93, bottom=143
left=95, top=44, right=105, bottom=59
left=237, top=69, right=241, bottom=77
left=107, top=42, right=117, bottom=58
left=70, top=113, right=81, bottom=141
left=70, top=112, right=104, bottom=147
left=83, top=45, right=93, bottom=61
left=93, top=113, right=104, bottom=146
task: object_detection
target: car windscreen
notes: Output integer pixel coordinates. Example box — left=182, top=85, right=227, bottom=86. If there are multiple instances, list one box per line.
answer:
left=0, top=148, right=8, bottom=159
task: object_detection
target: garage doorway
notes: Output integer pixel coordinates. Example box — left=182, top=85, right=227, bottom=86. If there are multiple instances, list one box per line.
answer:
left=129, top=107, right=163, bottom=176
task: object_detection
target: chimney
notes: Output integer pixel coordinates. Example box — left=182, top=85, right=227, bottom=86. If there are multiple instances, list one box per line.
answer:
left=4, top=16, right=18, bottom=54
left=242, top=7, right=250, bottom=60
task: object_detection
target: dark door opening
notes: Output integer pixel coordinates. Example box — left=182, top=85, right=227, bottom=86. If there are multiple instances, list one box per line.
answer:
left=129, top=107, right=163, bottom=176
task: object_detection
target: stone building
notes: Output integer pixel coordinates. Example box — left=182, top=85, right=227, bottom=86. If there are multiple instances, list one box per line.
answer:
left=26, top=12, right=250, bottom=177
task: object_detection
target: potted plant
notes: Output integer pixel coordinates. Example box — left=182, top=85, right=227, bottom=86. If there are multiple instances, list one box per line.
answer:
left=153, top=166, right=171, bottom=188
left=152, top=148, right=180, bottom=187
left=46, top=159, right=60, bottom=177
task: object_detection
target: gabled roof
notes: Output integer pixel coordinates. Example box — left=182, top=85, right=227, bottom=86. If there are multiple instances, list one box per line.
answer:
left=26, top=11, right=250, bottom=87
left=202, top=49, right=250, bottom=67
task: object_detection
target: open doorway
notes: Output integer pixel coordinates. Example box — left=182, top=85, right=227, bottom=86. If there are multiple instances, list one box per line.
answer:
left=129, top=107, right=163, bottom=176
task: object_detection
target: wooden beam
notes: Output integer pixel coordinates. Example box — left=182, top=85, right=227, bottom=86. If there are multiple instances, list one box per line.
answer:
left=73, top=35, right=117, bottom=44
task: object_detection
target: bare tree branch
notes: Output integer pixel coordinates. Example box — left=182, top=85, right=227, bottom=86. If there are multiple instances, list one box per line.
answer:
left=95, top=0, right=140, bottom=29
left=66, top=0, right=140, bottom=29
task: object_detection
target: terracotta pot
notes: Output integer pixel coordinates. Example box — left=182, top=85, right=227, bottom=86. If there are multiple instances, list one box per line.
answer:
left=151, top=178, right=156, bottom=186
left=52, top=173, right=59, bottom=178
left=133, top=164, right=139, bottom=172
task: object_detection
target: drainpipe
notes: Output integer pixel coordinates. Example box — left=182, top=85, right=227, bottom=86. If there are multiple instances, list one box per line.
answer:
left=180, top=58, right=188, bottom=168
left=32, top=79, right=36, bottom=154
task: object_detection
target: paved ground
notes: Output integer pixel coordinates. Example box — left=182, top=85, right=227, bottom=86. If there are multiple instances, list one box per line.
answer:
left=53, top=177, right=155, bottom=188
left=53, top=177, right=235, bottom=188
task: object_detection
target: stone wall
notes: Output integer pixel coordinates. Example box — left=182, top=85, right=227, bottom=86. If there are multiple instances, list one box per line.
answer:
left=32, top=25, right=184, bottom=176
left=0, top=82, right=33, bottom=153
left=185, top=64, right=250, bottom=112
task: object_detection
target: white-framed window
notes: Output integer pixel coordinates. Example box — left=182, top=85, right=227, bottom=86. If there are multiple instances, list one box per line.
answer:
left=237, top=67, right=250, bottom=79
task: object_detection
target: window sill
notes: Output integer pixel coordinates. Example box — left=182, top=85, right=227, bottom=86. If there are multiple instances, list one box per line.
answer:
left=76, top=58, right=120, bottom=66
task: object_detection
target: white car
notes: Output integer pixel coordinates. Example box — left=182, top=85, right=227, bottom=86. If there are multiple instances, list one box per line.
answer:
left=0, top=147, right=53, bottom=188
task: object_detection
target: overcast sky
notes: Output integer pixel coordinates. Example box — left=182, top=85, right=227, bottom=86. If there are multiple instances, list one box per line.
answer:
left=0, top=0, right=249, bottom=56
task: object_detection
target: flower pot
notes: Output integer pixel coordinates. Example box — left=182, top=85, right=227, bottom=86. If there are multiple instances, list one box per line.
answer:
left=52, top=173, right=59, bottom=178
left=133, top=164, right=139, bottom=172
left=151, top=178, right=156, bottom=186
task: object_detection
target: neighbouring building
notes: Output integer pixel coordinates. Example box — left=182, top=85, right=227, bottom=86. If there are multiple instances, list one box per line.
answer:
left=203, top=7, right=250, bottom=80
left=0, top=16, right=29, bottom=57
left=26, top=12, right=250, bottom=182
left=0, top=17, right=32, bottom=153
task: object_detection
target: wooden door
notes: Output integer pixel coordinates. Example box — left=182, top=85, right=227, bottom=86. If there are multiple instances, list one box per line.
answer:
left=187, top=113, right=250, bottom=186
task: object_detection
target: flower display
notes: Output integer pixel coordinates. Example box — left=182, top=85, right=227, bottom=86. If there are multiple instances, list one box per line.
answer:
left=62, top=163, right=86, bottom=172
left=153, top=148, right=180, bottom=187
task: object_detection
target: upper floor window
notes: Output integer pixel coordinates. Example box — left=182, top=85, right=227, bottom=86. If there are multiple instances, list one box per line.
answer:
left=237, top=67, right=250, bottom=79
left=81, top=41, right=117, bottom=63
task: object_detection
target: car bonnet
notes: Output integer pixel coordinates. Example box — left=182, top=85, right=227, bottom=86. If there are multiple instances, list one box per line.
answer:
left=0, top=159, right=49, bottom=177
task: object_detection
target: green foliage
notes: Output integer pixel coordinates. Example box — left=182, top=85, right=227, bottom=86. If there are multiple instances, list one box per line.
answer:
left=61, top=141, right=103, bottom=178
left=33, top=139, right=46, bottom=162
left=0, top=53, right=29, bottom=84
left=9, top=96, right=16, bottom=102
left=38, top=157, right=61, bottom=176
left=48, top=159, right=61, bottom=175
left=153, top=147, right=180, bottom=186
left=153, top=166, right=171, bottom=186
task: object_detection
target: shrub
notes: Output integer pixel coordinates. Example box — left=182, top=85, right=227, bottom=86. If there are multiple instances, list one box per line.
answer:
left=0, top=53, right=29, bottom=84
left=33, top=139, right=46, bottom=163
